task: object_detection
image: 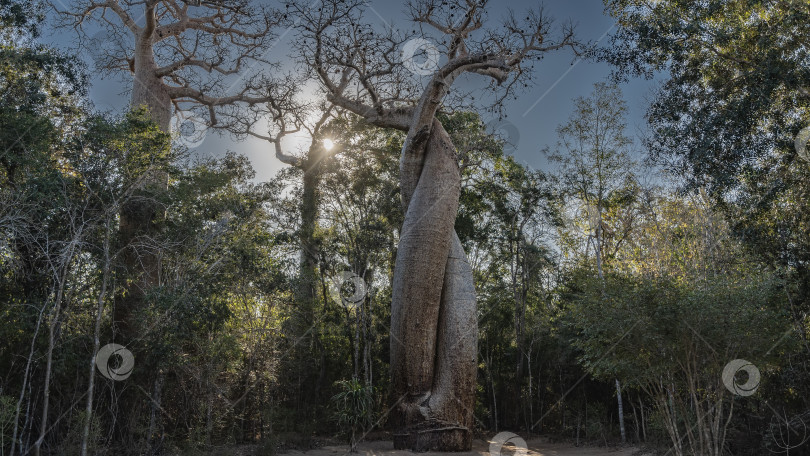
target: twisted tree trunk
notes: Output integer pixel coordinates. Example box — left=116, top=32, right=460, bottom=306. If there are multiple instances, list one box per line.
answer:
left=390, top=119, right=477, bottom=451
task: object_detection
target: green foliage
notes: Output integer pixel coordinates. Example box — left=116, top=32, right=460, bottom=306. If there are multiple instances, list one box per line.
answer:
left=564, top=270, right=790, bottom=385
left=0, top=395, right=14, bottom=450
left=330, top=379, right=375, bottom=450
left=604, top=0, right=809, bottom=188
left=2, top=1, right=809, bottom=453
left=562, top=268, right=793, bottom=454
left=603, top=0, right=810, bottom=266
left=0, top=0, right=45, bottom=38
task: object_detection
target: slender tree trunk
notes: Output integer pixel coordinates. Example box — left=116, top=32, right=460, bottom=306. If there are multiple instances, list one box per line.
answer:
left=353, top=308, right=360, bottom=380
left=362, top=295, right=372, bottom=387
left=640, top=397, right=647, bottom=442
left=147, top=373, right=164, bottom=453
left=34, top=237, right=77, bottom=456
left=205, top=353, right=214, bottom=447
left=486, top=350, right=497, bottom=432
left=389, top=120, right=477, bottom=451
left=81, top=221, right=113, bottom=456
left=295, top=147, right=324, bottom=416
left=33, top=296, right=62, bottom=456
left=298, top=151, right=321, bottom=310
left=616, top=379, right=626, bottom=444
left=10, top=301, right=47, bottom=456
left=206, top=389, right=214, bottom=447
left=526, top=342, right=533, bottom=433
left=512, top=240, right=526, bottom=429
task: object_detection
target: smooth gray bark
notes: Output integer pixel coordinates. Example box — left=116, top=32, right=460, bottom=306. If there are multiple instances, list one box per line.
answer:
left=390, top=120, right=477, bottom=451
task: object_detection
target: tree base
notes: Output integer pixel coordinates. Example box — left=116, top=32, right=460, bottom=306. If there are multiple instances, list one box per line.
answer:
left=392, top=423, right=472, bottom=452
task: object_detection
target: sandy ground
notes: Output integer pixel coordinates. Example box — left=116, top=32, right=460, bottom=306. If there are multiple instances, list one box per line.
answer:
left=277, top=438, right=649, bottom=456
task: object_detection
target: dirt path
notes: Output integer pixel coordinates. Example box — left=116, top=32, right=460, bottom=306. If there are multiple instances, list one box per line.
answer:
left=278, top=439, right=648, bottom=456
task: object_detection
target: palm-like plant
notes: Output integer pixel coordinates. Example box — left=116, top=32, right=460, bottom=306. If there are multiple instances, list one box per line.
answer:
left=331, top=379, right=376, bottom=452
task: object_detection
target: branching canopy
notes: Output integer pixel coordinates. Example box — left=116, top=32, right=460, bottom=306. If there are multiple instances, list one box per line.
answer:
left=290, top=0, right=579, bottom=133
left=54, top=0, right=288, bottom=131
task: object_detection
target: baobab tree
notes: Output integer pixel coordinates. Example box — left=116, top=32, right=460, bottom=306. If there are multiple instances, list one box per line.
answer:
left=232, top=92, right=341, bottom=416
left=291, top=0, right=577, bottom=450
left=54, top=0, right=287, bottom=342
left=233, top=92, right=337, bottom=311
left=54, top=0, right=290, bottom=448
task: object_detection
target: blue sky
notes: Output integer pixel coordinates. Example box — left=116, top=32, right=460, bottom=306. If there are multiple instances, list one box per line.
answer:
left=43, top=0, right=664, bottom=181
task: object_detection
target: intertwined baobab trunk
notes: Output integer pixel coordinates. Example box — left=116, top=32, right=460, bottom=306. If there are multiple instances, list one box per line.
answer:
left=294, top=0, right=577, bottom=449
left=389, top=119, right=477, bottom=451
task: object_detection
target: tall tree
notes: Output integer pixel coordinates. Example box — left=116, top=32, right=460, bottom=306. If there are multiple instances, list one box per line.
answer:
left=602, top=1, right=810, bottom=423
left=547, top=82, right=637, bottom=445
left=547, top=82, right=637, bottom=279
left=291, top=0, right=577, bottom=449
left=54, top=0, right=289, bottom=344
left=232, top=94, right=346, bottom=426
left=235, top=97, right=336, bottom=315
left=603, top=0, right=809, bottom=194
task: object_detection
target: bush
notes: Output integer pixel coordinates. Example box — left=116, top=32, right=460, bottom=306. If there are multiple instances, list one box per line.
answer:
left=331, top=379, right=375, bottom=451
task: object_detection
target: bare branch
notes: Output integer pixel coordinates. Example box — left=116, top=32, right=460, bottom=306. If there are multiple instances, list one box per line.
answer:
left=292, top=0, right=579, bottom=140
left=52, top=0, right=290, bottom=136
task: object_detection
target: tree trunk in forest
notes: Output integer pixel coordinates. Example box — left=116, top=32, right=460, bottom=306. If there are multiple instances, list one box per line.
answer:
left=147, top=373, right=165, bottom=452
left=295, top=148, right=324, bottom=415
left=131, top=28, right=172, bottom=133
left=640, top=397, right=647, bottom=442
left=10, top=301, right=47, bottom=456
left=114, top=25, right=172, bottom=337
left=616, top=378, right=626, bottom=444
left=34, top=234, right=80, bottom=456
left=389, top=119, right=477, bottom=451
left=512, top=249, right=527, bottom=430
left=298, top=151, right=321, bottom=311
left=81, top=222, right=114, bottom=456
left=113, top=26, right=172, bottom=447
